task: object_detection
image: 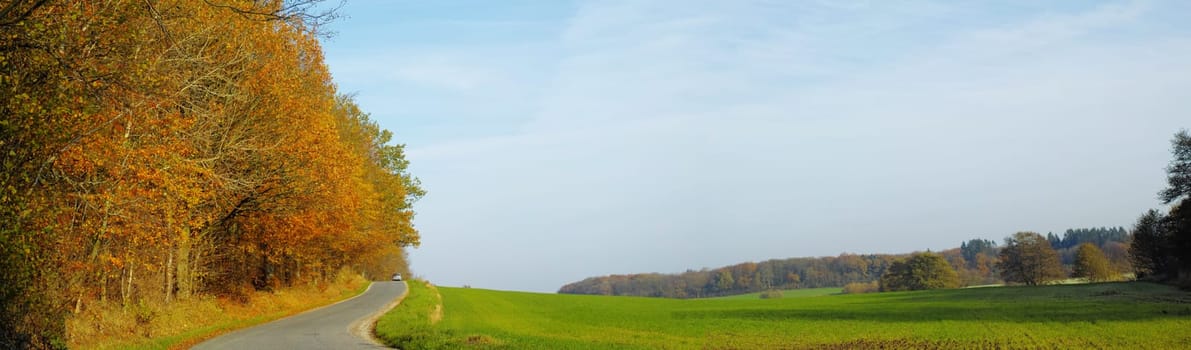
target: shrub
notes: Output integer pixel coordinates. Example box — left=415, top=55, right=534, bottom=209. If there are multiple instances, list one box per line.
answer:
left=759, top=290, right=783, bottom=299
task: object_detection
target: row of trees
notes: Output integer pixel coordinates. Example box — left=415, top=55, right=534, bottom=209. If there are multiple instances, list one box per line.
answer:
left=1045, top=227, right=1131, bottom=273
left=558, top=230, right=1123, bottom=298
left=1046, top=227, right=1128, bottom=250
left=1, top=1, right=421, bottom=348
left=881, top=234, right=1116, bottom=293
left=559, top=254, right=907, bottom=298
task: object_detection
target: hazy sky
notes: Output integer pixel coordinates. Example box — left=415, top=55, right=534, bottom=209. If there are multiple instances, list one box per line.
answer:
left=321, top=0, right=1191, bottom=293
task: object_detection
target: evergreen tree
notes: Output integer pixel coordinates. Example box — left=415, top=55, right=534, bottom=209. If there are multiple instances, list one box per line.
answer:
left=1047, top=232, right=1061, bottom=248
left=1159, top=130, right=1191, bottom=280
left=1130, top=209, right=1171, bottom=279
left=1166, top=202, right=1191, bottom=279
left=960, top=239, right=997, bottom=268
left=1160, top=130, right=1191, bottom=204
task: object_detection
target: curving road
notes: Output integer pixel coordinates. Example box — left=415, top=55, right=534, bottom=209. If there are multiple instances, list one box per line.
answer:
left=192, top=281, right=406, bottom=350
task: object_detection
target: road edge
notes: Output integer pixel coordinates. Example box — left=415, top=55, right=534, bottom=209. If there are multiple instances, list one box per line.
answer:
left=178, top=280, right=375, bottom=349
left=350, top=280, right=410, bottom=347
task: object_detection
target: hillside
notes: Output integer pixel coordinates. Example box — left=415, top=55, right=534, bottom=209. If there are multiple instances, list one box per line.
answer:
left=382, top=280, right=1191, bottom=349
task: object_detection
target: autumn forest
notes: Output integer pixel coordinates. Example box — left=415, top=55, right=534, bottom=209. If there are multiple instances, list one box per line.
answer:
left=1, top=1, right=421, bottom=348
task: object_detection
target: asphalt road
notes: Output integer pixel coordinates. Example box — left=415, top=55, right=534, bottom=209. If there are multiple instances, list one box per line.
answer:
left=192, top=281, right=407, bottom=350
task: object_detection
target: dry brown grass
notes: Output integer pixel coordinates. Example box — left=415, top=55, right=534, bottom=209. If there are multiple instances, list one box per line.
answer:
left=427, top=283, right=444, bottom=325
left=66, top=269, right=369, bottom=350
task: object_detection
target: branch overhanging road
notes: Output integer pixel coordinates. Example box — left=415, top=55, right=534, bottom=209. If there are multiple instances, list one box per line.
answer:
left=192, top=281, right=407, bottom=350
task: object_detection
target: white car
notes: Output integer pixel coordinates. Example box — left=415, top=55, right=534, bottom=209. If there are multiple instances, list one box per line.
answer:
left=391, top=273, right=403, bottom=281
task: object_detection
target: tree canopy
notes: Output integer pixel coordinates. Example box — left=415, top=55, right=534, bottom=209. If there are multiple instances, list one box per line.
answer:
left=1160, top=130, right=1191, bottom=205
left=997, top=232, right=1064, bottom=286
left=1073, top=243, right=1115, bottom=282
left=879, top=252, right=961, bottom=292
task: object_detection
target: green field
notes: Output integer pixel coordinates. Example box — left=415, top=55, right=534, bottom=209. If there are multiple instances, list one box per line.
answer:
left=378, top=281, right=1191, bottom=349
left=707, top=287, right=840, bottom=300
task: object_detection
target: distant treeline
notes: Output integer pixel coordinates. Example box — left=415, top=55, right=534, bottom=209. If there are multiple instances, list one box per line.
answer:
left=560, top=254, right=903, bottom=298
left=1047, top=227, right=1131, bottom=271
left=558, top=228, right=1130, bottom=298
left=1047, top=227, right=1128, bottom=249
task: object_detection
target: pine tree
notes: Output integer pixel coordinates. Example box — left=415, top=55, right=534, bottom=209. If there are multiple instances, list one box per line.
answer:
left=1159, top=130, right=1191, bottom=280
left=1130, top=209, right=1171, bottom=279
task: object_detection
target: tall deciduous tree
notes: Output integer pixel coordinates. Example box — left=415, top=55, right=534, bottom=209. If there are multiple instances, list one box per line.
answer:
left=997, top=232, right=1064, bottom=286
left=879, top=252, right=960, bottom=292
left=1073, top=243, right=1114, bottom=282
left=714, top=270, right=735, bottom=291
left=1160, top=130, right=1191, bottom=205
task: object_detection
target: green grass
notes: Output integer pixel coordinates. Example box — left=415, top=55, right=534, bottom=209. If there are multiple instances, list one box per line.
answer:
left=376, top=280, right=452, bottom=349
left=379, top=281, right=1191, bottom=349
left=707, top=287, right=840, bottom=300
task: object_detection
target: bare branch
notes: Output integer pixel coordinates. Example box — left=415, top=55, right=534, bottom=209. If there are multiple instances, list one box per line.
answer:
left=200, top=0, right=344, bottom=36
left=0, top=0, right=51, bottom=28
left=143, top=0, right=176, bottom=47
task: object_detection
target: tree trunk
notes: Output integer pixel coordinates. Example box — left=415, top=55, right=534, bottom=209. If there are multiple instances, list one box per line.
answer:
left=121, top=263, right=131, bottom=308
left=101, top=268, right=107, bottom=303
left=176, top=232, right=192, bottom=299
left=164, top=247, right=173, bottom=304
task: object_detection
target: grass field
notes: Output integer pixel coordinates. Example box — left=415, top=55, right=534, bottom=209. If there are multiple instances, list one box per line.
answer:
left=707, top=287, right=840, bottom=300
left=379, top=280, right=1191, bottom=349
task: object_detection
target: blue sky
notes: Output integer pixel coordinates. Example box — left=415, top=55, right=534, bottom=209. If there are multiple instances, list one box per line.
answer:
left=321, top=0, right=1191, bottom=292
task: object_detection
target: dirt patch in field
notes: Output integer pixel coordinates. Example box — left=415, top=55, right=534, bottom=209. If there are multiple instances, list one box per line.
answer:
left=426, top=282, right=444, bottom=325
left=808, top=339, right=1002, bottom=350
left=356, top=282, right=409, bottom=345
left=465, top=334, right=500, bottom=345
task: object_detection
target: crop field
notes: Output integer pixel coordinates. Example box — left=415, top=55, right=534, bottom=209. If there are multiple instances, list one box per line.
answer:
left=379, top=281, right=1191, bottom=349
left=708, top=287, right=840, bottom=300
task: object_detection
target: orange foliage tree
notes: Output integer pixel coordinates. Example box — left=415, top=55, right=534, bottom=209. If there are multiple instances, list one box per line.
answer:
left=1, top=1, right=421, bottom=347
